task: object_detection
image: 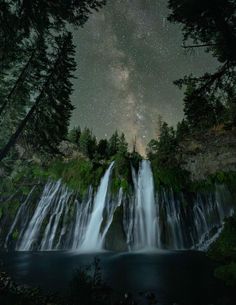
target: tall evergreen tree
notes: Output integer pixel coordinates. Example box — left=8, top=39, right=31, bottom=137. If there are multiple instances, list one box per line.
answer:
left=168, top=0, right=236, bottom=127
left=79, top=128, right=97, bottom=159
left=68, top=126, right=82, bottom=145
left=0, top=1, right=107, bottom=161
left=97, top=139, right=109, bottom=159
left=117, top=133, right=128, bottom=155
left=108, top=131, right=120, bottom=156
left=0, top=33, right=76, bottom=160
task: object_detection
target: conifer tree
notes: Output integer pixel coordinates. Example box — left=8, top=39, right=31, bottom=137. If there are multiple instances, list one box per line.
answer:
left=0, top=1, right=107, bottom=161
left=0, top=33, right=76, bottom=160
left=168, top=0, right=236, bottom=127
left=108, top=131, right=120, bottom=157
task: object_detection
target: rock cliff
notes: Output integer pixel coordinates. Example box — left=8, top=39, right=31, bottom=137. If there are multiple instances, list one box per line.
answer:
left=177, top=127, right=236, bottom=180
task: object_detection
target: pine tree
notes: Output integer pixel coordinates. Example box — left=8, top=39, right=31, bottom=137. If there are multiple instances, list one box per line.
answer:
left=79, top=128, right=97, bottom=159
left=0, top=0, right=107, bottom=161
left=97, top=139, right=109, bottom=159
left=108, top=131, right=119, bottom=157
left=117, top=133, right=128, bottom=155
left=168, top=0, right=236, bottom=126
left=0, top=33, right=76, bottom=160
left=68, top=126, right=82, bottom=145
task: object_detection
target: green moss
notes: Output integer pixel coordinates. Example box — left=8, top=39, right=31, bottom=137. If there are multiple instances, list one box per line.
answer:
left=12, top=229, right=19, bottom=241
left=33, top=158, right=107, bottom=196
left=110, top=153, right=132, bottom=194
left=150, top=160, right=190, bottom=192
left=6, top=200, right=20, bottom=218
left=191, top=171, right=236, bottom=193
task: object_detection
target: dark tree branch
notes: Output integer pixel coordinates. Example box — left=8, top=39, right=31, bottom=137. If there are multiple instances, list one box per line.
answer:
left=182, top=43, right=221, bottom=49
left=0, top=49, right=36, bottom=117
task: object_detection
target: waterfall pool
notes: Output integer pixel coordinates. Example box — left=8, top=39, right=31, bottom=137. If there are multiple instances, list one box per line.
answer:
left=0, top=250, right=229, bottom=305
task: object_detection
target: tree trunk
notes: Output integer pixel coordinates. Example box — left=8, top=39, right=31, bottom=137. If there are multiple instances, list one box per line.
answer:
left=0, top=49, right=36, bottom=116
left=0, top=40, right=65, bottom=161
left=0, top=101, right=38, bottom=161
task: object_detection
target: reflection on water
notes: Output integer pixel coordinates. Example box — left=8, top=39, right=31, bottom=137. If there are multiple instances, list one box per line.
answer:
left=0, top=251, right=226, bottom=305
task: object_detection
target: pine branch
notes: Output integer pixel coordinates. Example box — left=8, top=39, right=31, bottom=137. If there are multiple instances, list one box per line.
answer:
left=182, top=43, right=220, bottom=49
left=0, top=37, right=67, bottom=161
left=0, top=49, right=36, bottom=117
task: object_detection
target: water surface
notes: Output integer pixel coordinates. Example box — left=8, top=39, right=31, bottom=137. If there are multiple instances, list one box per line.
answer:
left=0, top=250, right=226, bottom=305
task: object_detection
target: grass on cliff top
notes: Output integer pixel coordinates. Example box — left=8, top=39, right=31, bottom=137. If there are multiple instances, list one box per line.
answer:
left=37, top=158, right=108, bottom=196
left=0, top=157, right=108, bottom=198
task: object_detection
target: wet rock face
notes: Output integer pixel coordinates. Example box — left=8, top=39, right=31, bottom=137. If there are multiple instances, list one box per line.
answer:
left=178, top=128, right=236, bottom=180
left=105, top=206, right=128, bottom=252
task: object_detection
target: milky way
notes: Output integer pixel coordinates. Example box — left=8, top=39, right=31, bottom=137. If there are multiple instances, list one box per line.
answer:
left=71, top=0, right=217, bottom=154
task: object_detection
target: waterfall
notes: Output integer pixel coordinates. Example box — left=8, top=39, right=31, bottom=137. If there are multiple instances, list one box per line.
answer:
left=163, top=189, right=184, bottom=249
left=71, top=187, right=93, bottom=249
left=4, top=186, right=36, bottom=249
left=18, top=180, right=62, bottom=250
left=131, top=160, right=159, bottom=250
left=80, top=162, right=114, bottom=251
left=40, top=186, right=71, bottom=250
left=2, top=161, right=234, bottom=252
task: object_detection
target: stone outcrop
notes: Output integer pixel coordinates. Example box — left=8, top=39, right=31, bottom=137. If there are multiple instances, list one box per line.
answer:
left=178, top=127, right=236, bottom=180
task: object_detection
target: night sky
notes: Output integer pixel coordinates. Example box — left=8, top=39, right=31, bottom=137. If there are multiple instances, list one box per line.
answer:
left=71, top=0, right=217, bottom=154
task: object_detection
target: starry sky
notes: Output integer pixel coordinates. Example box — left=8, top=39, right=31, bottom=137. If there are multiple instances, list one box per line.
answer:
left=71, top=0, right=217, bottom=155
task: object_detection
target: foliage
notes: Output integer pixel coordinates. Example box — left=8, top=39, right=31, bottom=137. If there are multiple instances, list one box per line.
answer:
left=12, top=229, right=19, bottom=241
left=0, top=0, right=106, bottom=161
left=190, top=171, right=236, bottom=193
left=41, top=158, right=106, bottom=195
left=150, top=162, right=190, bottom=192
left=67, top=126, right=81, bottom=145
left=129, top=150, right=142, bottom=172
left=79, top=128, right=97, bottom=159
left=176, top=119, right=190, bottom=142
left=182, top=81, right=226, bottom=131
left=69, top=258, right=112, bottom=305
left=147, top=121, right=178, bottom=168
left=168, top=0, right=236, bottom=130
left=208, top=216, right=236, bottom=263
left=23, top=33, right=76, bottom=155
left=208, top=215, right=236, bottom=287
left=110, top=134, right=131, bottom=194
left=97, top=139, right=109, bottom=160
left=107, top=130, right=120, bottom=156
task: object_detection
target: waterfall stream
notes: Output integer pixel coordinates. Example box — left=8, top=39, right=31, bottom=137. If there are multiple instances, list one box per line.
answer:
left=131, top=160, right=159, bottom=250
left=80, top=162, right=114, bottom=251
left=3, top=161, right=234, bottom=252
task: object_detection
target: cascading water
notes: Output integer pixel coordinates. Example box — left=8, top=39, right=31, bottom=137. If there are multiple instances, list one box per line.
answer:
left=2, top=161, right=234, bottom=252
left=18, top=180, right=62, bottom=250
left=71, top=187, right=93, bottom=250
left=131, top=160, right=160, bottom=250
left=4, top=186, right=36, bottom=249
left=80, top=162, right=114, bottom=251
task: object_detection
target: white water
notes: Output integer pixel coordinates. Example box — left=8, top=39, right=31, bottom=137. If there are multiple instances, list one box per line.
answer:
left=18, top=181, right=62, bottom=250
left=4, top=161, right=234, bottom=252
left=79, top=162, right=114, bottom=251
left=4, top=186, right=36, bottom=249
left=71, top=187, right=93, bottom=249
left=132, top=160, right=159, bottom=250
left=40, top=186, right=71, bottom=250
